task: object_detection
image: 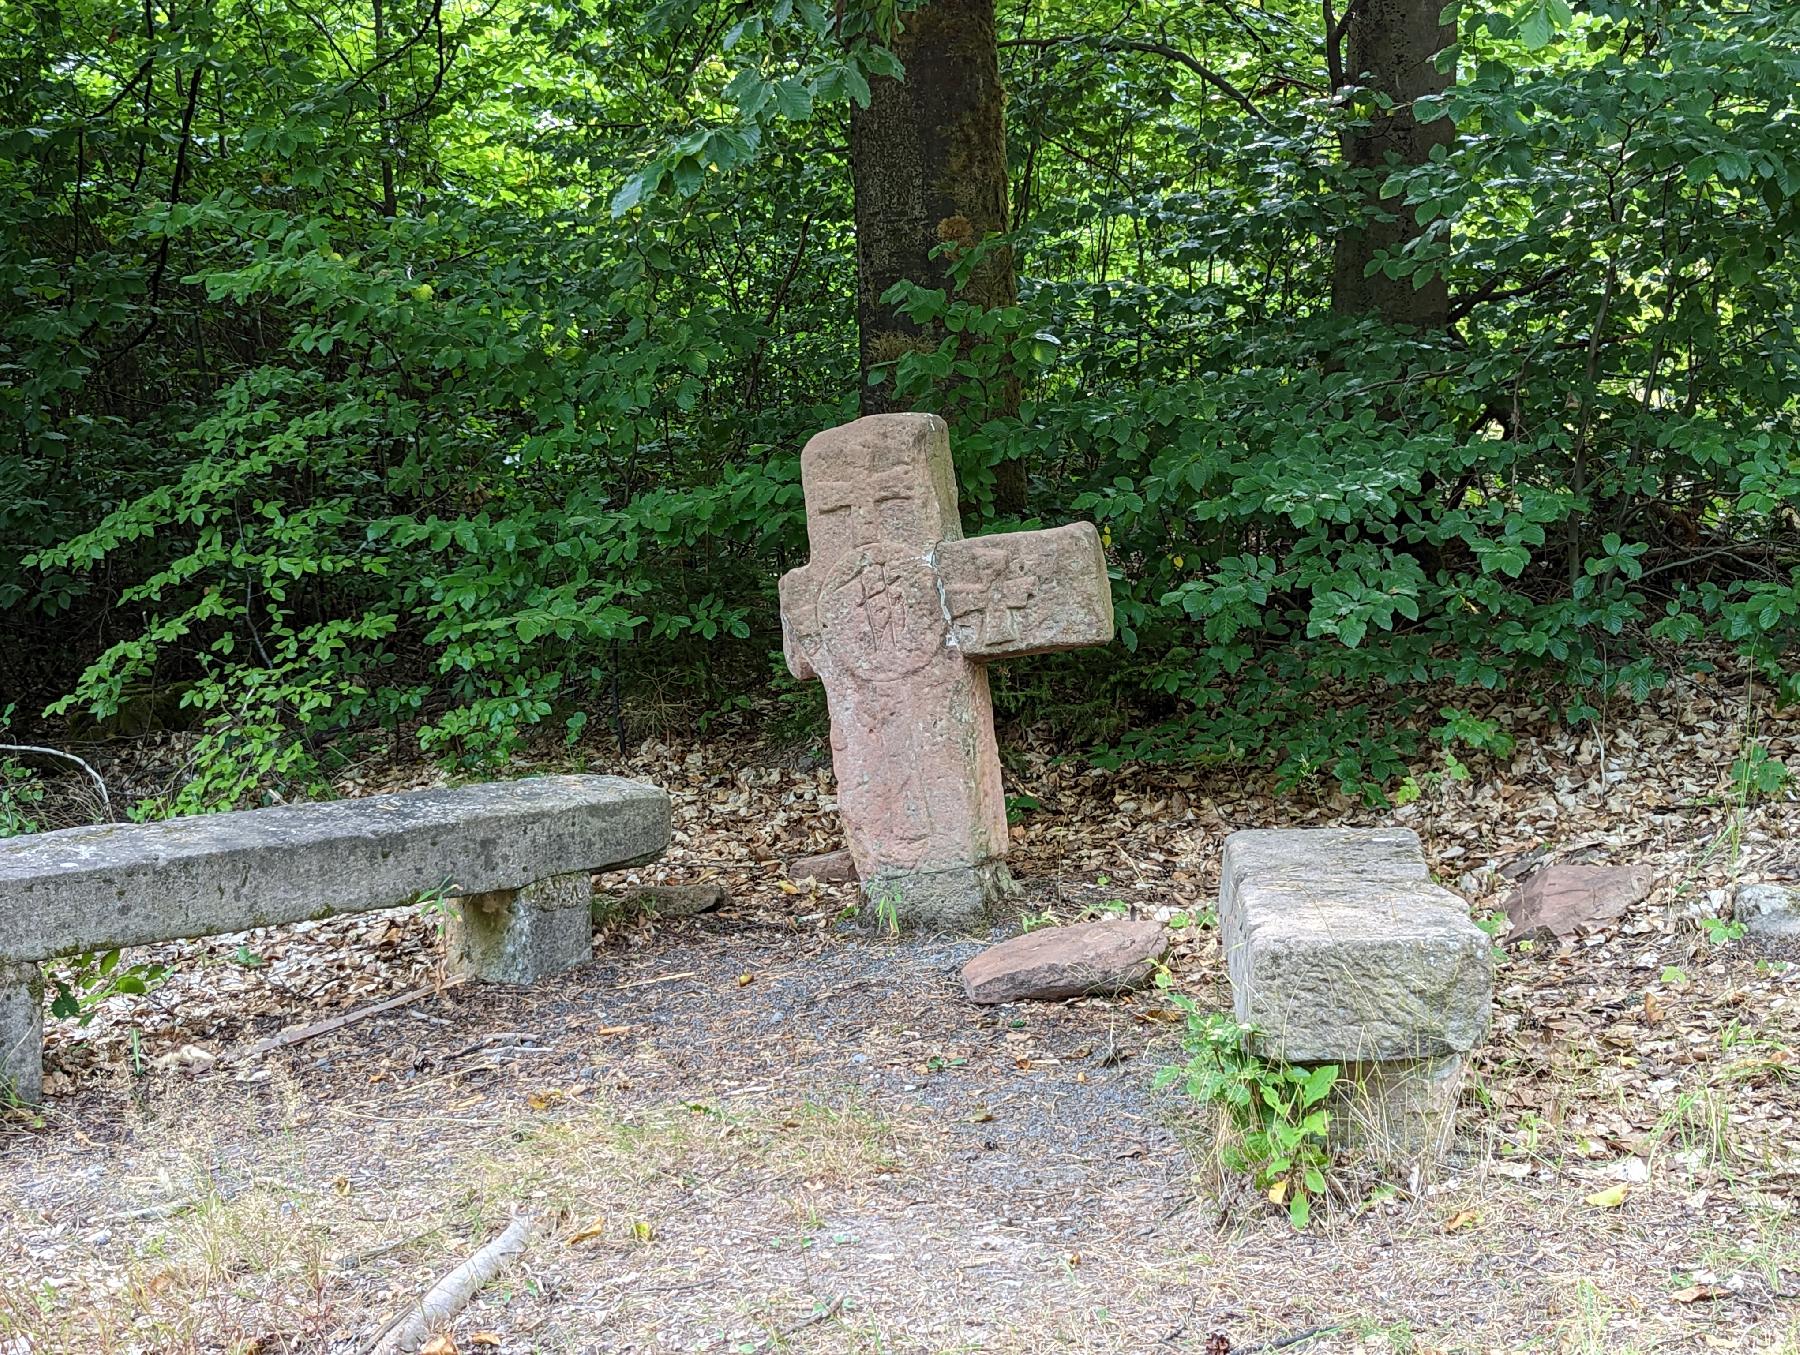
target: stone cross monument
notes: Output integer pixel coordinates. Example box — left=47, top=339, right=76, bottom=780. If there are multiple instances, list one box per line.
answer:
left=779, top=414, right=1115, bottom=927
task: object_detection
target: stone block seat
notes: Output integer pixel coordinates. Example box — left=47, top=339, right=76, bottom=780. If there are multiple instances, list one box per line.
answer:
left=0, top=775, right=670, bottom=1103
left=1219, top=827, right=1493, bottom=1163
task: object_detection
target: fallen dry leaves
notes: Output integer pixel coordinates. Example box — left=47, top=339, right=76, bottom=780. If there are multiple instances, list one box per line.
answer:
left=565, top=1216, right=606, bottom=1245
left=2, top=662, right=1796, bottom=1353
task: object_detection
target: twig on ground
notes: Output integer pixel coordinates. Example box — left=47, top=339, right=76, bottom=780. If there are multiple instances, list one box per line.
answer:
left=327, top=1105, right=508, bottom=1128
left=105, top=1196, right=196, bottom=1223
left=449, top=1030, right=533, bottom=1058
left=337, top=1221, right=452, bottom=1272
left=0, top=744, right=113, bottom=821
left=225, top=981, right=463, bottom=1064
left=100, top=1174, right=314, bottom=1228
left=250, top=1175, right=318, bottom=1194
left=366, top=1211, right=540, bottom=1354
left=757, top=1295, right=844, bottom=1349
left=393, top=1061, right=504, bottom=1093
left=615, top=970, right=699, bottom=990
left=1238, top=1326, right=1341, bottom=1353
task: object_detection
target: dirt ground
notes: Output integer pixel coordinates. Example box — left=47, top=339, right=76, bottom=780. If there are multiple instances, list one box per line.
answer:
left=3, top=674, right=1799, bottom=1354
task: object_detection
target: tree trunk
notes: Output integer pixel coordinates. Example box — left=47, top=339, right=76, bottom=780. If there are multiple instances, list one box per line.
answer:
left=850, top=0, right=1025, bottom=512
left=1329, top=0, right=1455, bottom=329
left=373, top=0, right=398, bottom=218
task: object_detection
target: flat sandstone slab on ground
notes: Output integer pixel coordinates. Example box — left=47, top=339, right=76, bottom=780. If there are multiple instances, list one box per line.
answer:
left=786, top=849, right=858, bottom=883
left=0, top=775, right=670, bottom=963
left=962, top=918, right=1167, bottom=1003
left=1220, top=827, right=1491, bottom=1062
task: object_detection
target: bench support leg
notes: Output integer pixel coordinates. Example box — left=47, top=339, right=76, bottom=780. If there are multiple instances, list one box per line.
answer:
left=1327, top=1054, right=1466, bottom=1167
left=1, top=963, right=44, bottom=1106
left=448, top=872, right=593, bottom=985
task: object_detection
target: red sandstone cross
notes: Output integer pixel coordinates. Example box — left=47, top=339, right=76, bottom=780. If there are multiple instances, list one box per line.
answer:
left=778, top=414, right=1115, bottom=928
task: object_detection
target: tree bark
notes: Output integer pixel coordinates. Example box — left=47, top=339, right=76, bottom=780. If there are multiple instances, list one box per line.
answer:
left=373, top=0, right=398, bottom=218
left=850, top=0, right=1025, bottom=512
left=1329, top=0, right=1455, bottom=329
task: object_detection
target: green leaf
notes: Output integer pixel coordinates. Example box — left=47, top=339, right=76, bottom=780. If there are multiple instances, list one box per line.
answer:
left=773, top=79, right=814, bottom=120
left=1289, top=1191, right=1312, bottom=1229
left=841, top=63, right=872, bottom=109
left=610, top=167, right=654, bottom=217
left=1519, top=3, right=1554, bottom=48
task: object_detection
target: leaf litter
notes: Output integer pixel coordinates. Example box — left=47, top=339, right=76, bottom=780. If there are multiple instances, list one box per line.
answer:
left=0, top=668, right=1796, bottom=1352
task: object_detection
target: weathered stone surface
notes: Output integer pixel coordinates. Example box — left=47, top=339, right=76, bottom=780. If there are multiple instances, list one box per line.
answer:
left=615, top=883, right=728, bottom=917
left=1502, top=863, right=1653, bottom=944
left=787, top=849, right=858, bottom=883
left=937, top=524, right=1114, bottom=660
left=1736, top=883, right=1800, bottom=939
left=0, top=963, right=43, bottom=1105
left=1327, top=1055, right=1467, bottom=1163
left=0, top=775, right=670, bottom=964
left=961, top=919, right=1167, bottom=1004
left=1220, top=828, right=1492, bottom=1063
left=448, top=872, right=593, bottom=985
left=778, top=414, right=1113, bottom=929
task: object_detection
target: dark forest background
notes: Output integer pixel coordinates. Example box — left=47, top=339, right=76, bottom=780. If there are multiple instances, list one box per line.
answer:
left=3, top=0, right=1797, bottom=814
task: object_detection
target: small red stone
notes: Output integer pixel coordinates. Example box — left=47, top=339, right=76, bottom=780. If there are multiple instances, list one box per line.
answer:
left=961, top=919, right=1168, bottom=1004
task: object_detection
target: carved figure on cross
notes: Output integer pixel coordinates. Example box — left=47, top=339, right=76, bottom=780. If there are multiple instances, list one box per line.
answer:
left=779, top=414, right=1115, bottom=928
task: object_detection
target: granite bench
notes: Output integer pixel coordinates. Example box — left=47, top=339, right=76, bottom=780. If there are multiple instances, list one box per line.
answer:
left=1219, top=826, right=1493, bottom=1164
left=1, top=774, right=670, bottom=1103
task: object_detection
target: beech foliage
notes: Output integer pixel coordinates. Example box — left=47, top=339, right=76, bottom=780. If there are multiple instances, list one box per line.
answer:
left=2, top=0, right=1796, bottom=802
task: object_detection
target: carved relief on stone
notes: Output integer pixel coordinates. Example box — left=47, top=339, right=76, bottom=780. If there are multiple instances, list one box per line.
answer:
left=777, top=414, right=1114, bottom=928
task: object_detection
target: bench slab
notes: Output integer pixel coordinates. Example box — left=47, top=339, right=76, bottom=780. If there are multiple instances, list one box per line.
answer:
left=1219, top=826, right=1493, bottom=1164
left=2, top=775, right=670, bottom=1103
left=0, top=775, right=670, bottom=965
left=1220, top=827, right=1492, bottom=1063
left=1219, top=827, right=1493, bottom=1164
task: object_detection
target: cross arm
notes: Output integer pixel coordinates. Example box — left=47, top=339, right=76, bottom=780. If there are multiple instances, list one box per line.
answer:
left=936, top=522, right=1114, bottom=661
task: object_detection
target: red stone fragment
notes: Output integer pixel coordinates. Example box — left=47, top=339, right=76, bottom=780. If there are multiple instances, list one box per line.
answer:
left=1502, top=863, right=1654, bottom=944
left=788, top=849, right=858, bottom=884
left=961, top=919, right=1168, bottom=1004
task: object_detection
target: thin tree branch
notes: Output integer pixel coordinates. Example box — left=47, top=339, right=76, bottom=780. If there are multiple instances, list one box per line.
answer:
left=91, top=55, right=157, bottom=120
left=1322, top=0, right=1343, bottom=89
left=741, top=210, right=816, bottom=415
left=1637, top=542, right=1790, bottom=582
left=332, top=0, right=445, bottom=103
left=1327, top=0, right=1366, bottom=52
left=1000, top=34, right=1276, bottom=130
left=98, top=57, right=206, bottom=370
left=279, top=0, right=358, bottom=73
left=1209, top=0, right=1274, bottom=53
left=1448, top=264, right=1574, bottom=322
left=366, top=1212, right=539, bottom=1354
left=0, top=746, right=113, bottom=821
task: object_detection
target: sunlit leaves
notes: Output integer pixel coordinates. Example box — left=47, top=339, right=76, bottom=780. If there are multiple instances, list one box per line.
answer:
left=1517, top=0, right=1574, bottom=51
left=4, top=0, right=1799, bottom=810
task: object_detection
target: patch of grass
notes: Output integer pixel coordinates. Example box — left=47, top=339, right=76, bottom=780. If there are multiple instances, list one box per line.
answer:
left=471, top=1090, right=918, bottom=1222
left=1350, top=1318, right=1417, bottom=1352
left=1699, top=1196, right=1800, bottom=1294
left=1718, top=1022, right=1796, bottom=1087
left=1651, top=1087, right=1740, bottom=1172
left=0, top=1139, right=349, bottom=1353
left=1551, top=1276, right=1621, bottom=1354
